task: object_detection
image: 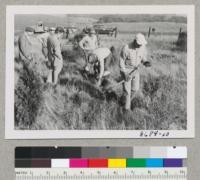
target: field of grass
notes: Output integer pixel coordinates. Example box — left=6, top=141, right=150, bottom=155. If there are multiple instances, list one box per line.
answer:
left=14, top=20, right=187, bottom=130
left=101, top=22, right=187, bottom=35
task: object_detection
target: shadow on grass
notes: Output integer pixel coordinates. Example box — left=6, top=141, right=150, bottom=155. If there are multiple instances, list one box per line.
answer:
left=59, top=77, right=106, bottom=100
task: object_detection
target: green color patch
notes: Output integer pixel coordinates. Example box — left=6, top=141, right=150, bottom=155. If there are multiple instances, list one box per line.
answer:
left=126, top=158, right=146, bottom=167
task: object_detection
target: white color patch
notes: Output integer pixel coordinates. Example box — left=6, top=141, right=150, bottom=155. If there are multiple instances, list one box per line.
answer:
left=167, top=147, right=187, bottom=159
left=51, top=159, right=70, bottom=168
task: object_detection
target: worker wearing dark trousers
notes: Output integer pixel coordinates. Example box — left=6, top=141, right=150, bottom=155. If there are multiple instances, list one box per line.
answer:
left=18, top=27, right=35, bottom=63
left=47, top=27, right=64, bottom=84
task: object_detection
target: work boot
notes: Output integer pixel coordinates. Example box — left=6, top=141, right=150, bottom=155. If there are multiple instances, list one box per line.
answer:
left=122, top=107, right=132, bottom=114
left=130, top=90, right=145, bottom=110
left=131, top=90, right=136, bottom=99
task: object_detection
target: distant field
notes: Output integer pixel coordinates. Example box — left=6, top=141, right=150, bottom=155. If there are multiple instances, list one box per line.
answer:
left=15, top=14, right=97, bottom=31
left=15, top=14, right=186, bottom=36
left=14, top=18, right=187, bottom=130
left=104, top=22, right=186, bottom=35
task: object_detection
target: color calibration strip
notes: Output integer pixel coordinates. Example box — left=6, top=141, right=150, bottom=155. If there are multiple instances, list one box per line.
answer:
left=16, top=158, right=183, bottom=168
left=15, top=146, right=186, bottom=168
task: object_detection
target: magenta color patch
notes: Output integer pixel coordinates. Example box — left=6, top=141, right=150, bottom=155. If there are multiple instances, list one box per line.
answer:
left=69, top=159, right=88, bottom=168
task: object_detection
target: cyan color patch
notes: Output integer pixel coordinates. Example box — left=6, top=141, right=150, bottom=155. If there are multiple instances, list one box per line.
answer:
left=146, top=159, right=163, bottom=167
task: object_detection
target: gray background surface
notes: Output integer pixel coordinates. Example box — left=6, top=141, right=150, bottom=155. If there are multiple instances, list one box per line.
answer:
left=0, top=0, right=199, bottom=179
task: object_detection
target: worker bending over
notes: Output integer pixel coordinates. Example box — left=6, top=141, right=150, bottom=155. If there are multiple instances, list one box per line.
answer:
left=85, top=47, right=113, bottom=86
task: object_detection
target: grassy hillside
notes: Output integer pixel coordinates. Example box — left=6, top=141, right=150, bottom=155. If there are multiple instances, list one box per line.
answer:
left=14, top=20, right=187, bottom=130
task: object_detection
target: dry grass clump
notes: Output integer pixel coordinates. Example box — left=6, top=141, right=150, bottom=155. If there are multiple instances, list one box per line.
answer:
left=15, top=60, right=44, bottom=128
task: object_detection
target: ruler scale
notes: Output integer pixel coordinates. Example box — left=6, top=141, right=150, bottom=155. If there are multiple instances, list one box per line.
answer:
left=15, top=168, right=187, bottom=180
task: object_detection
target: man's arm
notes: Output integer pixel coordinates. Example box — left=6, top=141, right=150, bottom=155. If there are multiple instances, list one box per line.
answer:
left=119, top=46, right=127, bottom=73
left=119, top=45, right=132, bottom=81
left=96, top=59, right=104, bottom=86
left=79, top=36, right=88, bottom=50
left=95, top=36, right=99, bottom=48
left=140, top=47, right=151, bottom=67
left=99, top=59, right=104, bottom=80
left=53, top=39, right=63, bottom=60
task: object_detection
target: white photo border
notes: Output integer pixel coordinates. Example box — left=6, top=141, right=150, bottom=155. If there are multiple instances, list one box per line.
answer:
left=5, top=5, right=195, bottom=139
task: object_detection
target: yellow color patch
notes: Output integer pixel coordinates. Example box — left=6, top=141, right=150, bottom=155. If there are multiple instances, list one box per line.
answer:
left=108, top=159, right=126, bottom=168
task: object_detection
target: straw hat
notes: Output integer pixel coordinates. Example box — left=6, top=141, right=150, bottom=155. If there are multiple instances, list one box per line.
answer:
left=135, top=33, right=147, bottom=45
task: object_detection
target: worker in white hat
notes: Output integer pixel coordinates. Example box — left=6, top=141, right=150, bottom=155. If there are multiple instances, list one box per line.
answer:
left=49, top=27, right=56, bottom=35
left=119, top=33, right=149, bottom=110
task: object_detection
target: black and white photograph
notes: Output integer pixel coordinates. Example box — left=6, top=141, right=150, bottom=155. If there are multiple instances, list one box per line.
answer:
left=5, top=6, right=194, bottom=138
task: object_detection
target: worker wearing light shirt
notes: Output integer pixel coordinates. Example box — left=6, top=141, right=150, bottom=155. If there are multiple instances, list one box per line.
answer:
left=120, top=33, right=148, bottom=110
left=79, top=28, right=98, bottom=51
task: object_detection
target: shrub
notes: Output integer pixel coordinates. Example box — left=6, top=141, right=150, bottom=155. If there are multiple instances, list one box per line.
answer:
left=15, top=62, right=43, bottom=128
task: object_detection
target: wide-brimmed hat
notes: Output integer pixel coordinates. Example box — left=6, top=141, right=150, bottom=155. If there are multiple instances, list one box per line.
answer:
left=89, top=28, right=96, bottom=34
left=135, top=33, right=147, bottom=45
left=49, top=27, right=56, bottom=31
left=44, top=26, right=49, bottom=32
left=34, top=21, right=45, bottom=33
left=25, top=26, right=35, bottom=32
left=55, top=26, right=65, bottom=33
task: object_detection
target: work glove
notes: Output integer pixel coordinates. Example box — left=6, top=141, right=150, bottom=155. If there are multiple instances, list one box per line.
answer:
left=143, top=61, right=151, bottom=67
left=96, top=78, right=102, bottom=87
left=125, top=73, right=132, bottom=82
left=46, top=61, right=52, bottom=68
left=27, top=54, right=33, bottom=61
left=121, top=71, right=131, bottom=82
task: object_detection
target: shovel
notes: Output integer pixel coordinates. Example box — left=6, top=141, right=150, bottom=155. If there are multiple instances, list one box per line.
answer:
left=104, top=61, right=151, bottom=92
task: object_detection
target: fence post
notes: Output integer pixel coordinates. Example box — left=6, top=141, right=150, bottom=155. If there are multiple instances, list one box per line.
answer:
left=148, top=27, right=151, bottom=38
left=179, top=27, right=182, bottom=34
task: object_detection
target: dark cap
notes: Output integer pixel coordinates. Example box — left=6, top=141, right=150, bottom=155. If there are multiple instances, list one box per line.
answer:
left=88, top=28, right=95, bottom=34
left=55, top=27, right=65, bottom=33
left=25, top=26, right=35, bottom=32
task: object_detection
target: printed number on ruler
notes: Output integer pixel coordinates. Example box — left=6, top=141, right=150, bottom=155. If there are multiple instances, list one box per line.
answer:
left=15, top=168, right=187, bottom=180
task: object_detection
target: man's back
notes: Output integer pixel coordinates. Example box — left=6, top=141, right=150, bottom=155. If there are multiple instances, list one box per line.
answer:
left=37, top=32, right=50, bottom=46
left=47, top=34, right=62, bottom=61
left=93, top=48, right=111, bottom=62
left=18, top=33, right=32, bottom=60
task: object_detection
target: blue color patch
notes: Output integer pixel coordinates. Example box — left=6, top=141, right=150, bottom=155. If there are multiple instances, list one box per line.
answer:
left=146, top=159, right=163, bottom=167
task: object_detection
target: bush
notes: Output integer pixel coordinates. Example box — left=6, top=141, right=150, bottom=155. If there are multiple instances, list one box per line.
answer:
left=176, top=32, right=187, bottom=51
left=15, top=62, right=43, bottom=128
